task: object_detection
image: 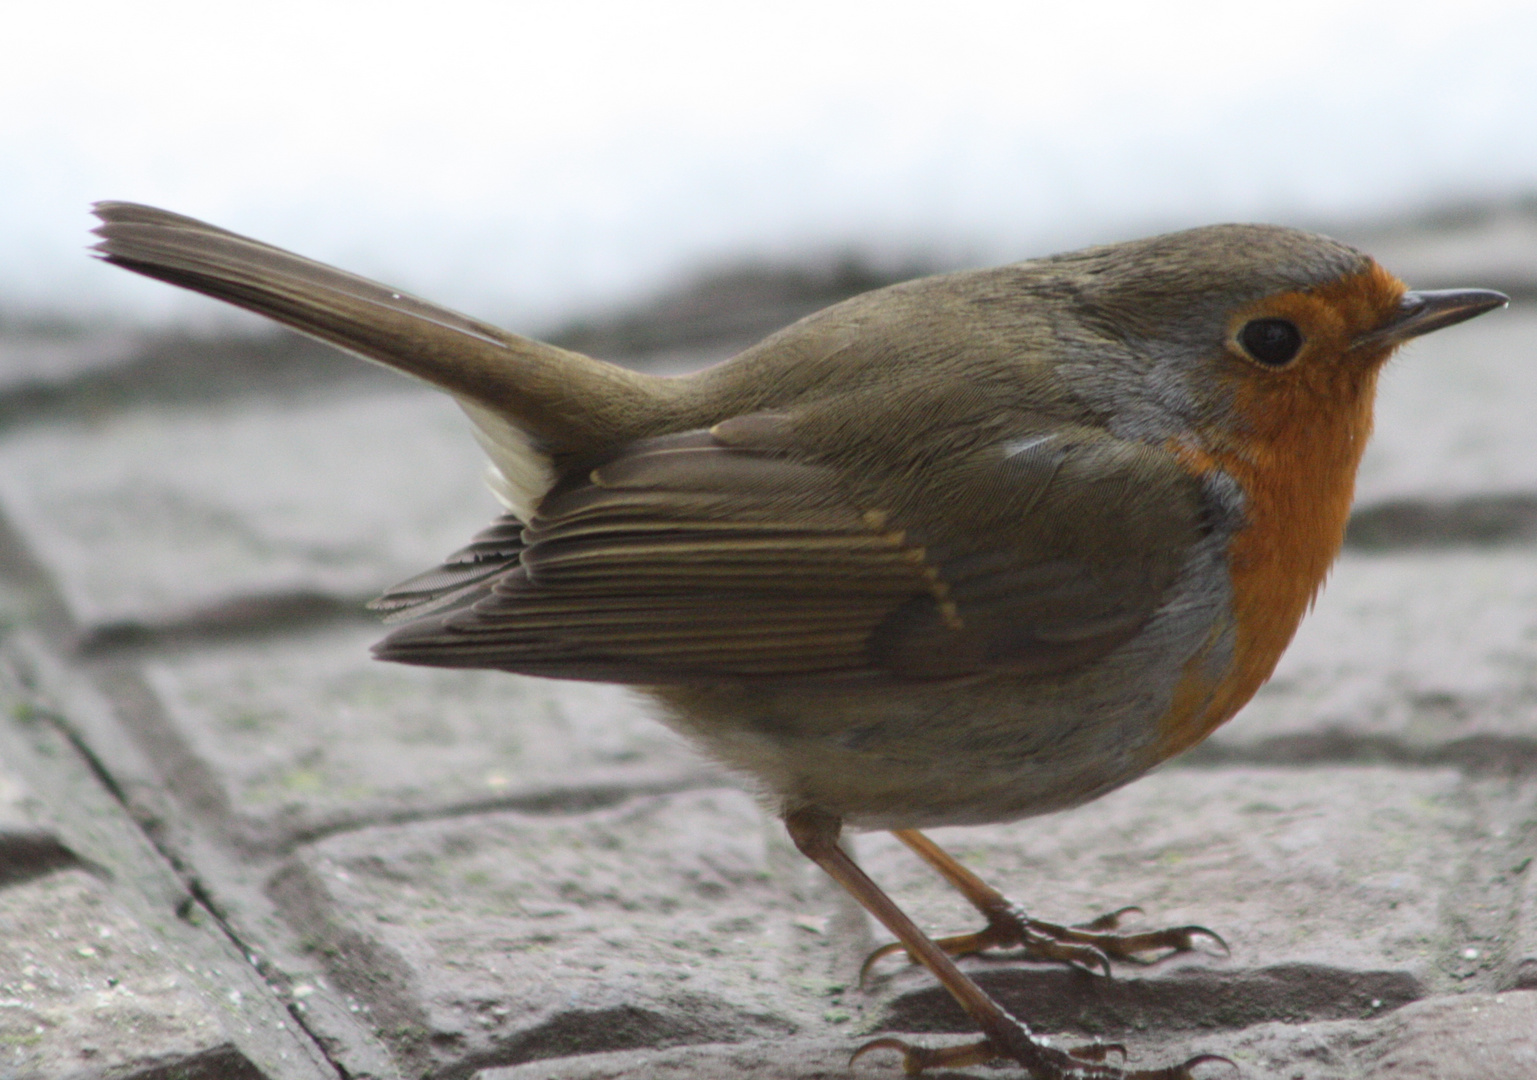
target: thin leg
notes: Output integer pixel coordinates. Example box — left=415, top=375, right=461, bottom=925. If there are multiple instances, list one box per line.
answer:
left=860, top=829, right=1226, bottom=983
left=785, top=808, right=1226, bottom=1078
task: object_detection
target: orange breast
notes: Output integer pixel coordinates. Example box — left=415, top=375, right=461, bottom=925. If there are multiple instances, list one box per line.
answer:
left=1150, top=265, right=1403, bottom=760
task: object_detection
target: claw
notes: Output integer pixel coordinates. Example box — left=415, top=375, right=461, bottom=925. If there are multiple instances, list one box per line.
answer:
left=1127, top=1053, right=1239, bottom=1079
left=1098, top=924, right=1229, bottom=965
left=1075, top=906, right=1144, bottom=932
left=850, top=1035, right=994, bottom=1075
left=850, top=1036, right=912, bottom=1072
left=1189, top=926, right=1230, bottom=956
left=1069, top=1041, right=1128, bottom=1062
left=859, top=940, right=914, bottom=986
left=861, top=919, right=1115, bottom=981
left=1010, top=934, right=1112, bottom=977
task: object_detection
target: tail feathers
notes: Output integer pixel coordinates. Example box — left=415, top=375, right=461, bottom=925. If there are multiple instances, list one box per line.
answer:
left=90, top=202, right=675, bottom=457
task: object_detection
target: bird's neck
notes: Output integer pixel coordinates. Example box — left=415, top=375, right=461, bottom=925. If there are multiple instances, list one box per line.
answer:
left=1153, top=366, right=1381, bottom=760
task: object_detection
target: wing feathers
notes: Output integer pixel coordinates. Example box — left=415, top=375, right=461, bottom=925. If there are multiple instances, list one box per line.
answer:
left=373, top=421, right=1203, bottom=684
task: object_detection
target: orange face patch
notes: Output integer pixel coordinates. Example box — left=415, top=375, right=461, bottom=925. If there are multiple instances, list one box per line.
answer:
left=1150, top=262, right=1409, bottom=762
left=1223, top=262, right=1408, bottom=381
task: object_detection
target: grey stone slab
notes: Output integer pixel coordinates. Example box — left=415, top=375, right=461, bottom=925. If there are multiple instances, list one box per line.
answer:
left=852, top=766, right=1499, bottom=1035
left=0, top=867, right=266, bottom=1080
left=1356, top=990, right=1537, bottom=1079
left=475, top=1029, right=1311, bottom=1080
left=475, top=1030, right=1306, bottom=1080
left=1207, top=549, right=1537, bottom=764
left=475, top=995, right=1537, bottom=1080
left=138, top=624, right=714, bottom=842
left=0, top=658, right=276, bottom=1080
left=1510, top=868, right=1537, bottom=992
left=0, top=648, right=342, bottom=1080
left=269, top=787, right=865, bottom=1077
left=1498, top=781, right=1537, bottom=992
left=263, top=765, right=1521, bottom=1076
left=1357, top=307, right=1537, bottom=504
left=0, top=389, right=496, bottom=630
left=0, top=721, right=90, bottom=893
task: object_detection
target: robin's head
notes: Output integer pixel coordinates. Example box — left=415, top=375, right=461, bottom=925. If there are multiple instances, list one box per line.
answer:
left=1042, top=224, right=1507, bottom=446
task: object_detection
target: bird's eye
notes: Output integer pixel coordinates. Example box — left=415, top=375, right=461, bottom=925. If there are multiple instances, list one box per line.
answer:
left=1238, top=318, right=1303, bottom=366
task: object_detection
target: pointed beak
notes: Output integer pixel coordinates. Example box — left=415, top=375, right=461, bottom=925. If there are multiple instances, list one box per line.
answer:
left=1355, top=288, right=1509, bottom=350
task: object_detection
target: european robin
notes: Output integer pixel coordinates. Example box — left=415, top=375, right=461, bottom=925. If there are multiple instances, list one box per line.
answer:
left=91, top=202, right=1506, bottom=1078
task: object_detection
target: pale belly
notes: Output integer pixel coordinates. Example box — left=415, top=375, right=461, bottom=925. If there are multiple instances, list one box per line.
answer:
left=647, top=571, right=1237, bottom=830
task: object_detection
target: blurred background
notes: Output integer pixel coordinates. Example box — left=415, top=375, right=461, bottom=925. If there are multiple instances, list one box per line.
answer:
left=3, top=0, right=1535, bottom=342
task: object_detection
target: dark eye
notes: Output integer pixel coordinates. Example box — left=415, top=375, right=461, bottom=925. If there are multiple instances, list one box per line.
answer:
left=1238, top=318, right=1303, bottom=366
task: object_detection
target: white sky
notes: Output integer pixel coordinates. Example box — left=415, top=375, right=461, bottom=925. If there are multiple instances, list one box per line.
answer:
left=2, top=0, right=1535, bottom=328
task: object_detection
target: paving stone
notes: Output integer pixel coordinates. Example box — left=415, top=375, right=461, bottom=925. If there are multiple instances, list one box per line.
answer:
left=0, top=388, right=496, bottom=631
left=1208, top=549, right=1537, bottom=765
left=851, top=766, right=1501, bottom=1036
left=1510, top=888, right=1537, bottom=995
left=259, top=765, right=1523, bottom=1075
left=0, top=698, right=268, bottom=1080
left=0, top=651, right=342, bottom=1080
left=474, top=1025, right=1353, bottom=1080
left=138, top=624, right=713, bottom=843
left=1358, top=307, right=1537, bottom=504
left=0, top=742, right=81, bottom=890
left=475, top=996, right=1537, bottom=1080
left=267, top=787, right=863, bottom=1076
left=0, top=868, right=266, bottom=1080
left=1355, top=990, right=1537, bottom=1079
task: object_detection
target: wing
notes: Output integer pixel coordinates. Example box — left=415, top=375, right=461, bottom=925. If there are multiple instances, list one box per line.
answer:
left=368, top=516, right=526, bottom=623
left=374, top=414, right=1214, bottom=685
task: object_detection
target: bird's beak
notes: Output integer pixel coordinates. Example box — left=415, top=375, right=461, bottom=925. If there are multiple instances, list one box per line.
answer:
left=1355, top=288, right=1509, bottom=349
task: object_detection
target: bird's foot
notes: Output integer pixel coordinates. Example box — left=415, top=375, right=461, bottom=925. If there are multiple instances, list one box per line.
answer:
left=852, top=1017, right=1232, bottom=1078
left=862, top=903, right=1226, bottom=983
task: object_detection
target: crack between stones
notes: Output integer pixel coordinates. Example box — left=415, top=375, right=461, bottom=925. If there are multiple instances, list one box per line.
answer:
left=0, top=503, right=355, bottom=1080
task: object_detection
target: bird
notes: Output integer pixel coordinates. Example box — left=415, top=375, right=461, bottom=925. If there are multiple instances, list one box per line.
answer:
left=90, top=201, right=1506, bottom=1078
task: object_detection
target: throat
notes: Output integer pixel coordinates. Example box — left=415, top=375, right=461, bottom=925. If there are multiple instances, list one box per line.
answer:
left=1156, top=371, right=1378, bottom=758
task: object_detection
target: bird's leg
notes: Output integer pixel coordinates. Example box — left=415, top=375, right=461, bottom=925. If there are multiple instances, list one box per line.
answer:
left=861, top=829, right=1225, bottom=984
left=785, top=808, right=1225, bottom=1078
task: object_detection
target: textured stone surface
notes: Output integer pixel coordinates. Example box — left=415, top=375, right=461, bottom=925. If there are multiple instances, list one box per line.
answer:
left=0, top=647, right=341, bottom=1080
left=269, top=787, right=855, bottom=1076
left=1357, top=991, right=1537, bottom=1079
left=853, top=767, right=1492, bottom=1035
left=140, top=625, right=710, bottom=842
left=1358, top=307, right=1537, bottom=503
left=0, top=868, right=262, bottom=1080
left=476, top=995, right=1537, bottom=1080
left=0, top=747, right=79, bottom=890
left=1209, top=549, right=1537, bottom=764
left=0, top=389, right=494, bottom=631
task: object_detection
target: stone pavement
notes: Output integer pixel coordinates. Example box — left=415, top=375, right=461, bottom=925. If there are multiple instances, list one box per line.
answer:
left=2, top=206, right=1536, bottom=1079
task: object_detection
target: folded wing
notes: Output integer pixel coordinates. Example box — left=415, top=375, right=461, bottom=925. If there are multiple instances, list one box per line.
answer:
left=375, top=418, right=1209, bottom=685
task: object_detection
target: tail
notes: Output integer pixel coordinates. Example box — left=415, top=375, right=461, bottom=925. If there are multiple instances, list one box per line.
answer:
left=91, top=202, right=679, bottom=516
